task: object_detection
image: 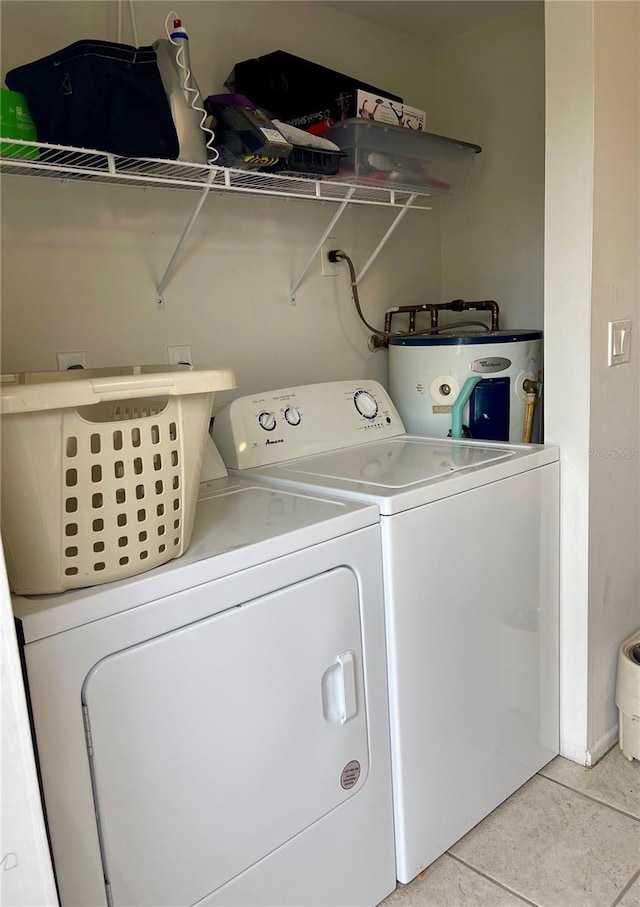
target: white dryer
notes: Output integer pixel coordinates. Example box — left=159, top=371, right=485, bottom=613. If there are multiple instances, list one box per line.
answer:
left=13, top=473, right=396, bottom=907
left=212, top=380, right=560, bottom=885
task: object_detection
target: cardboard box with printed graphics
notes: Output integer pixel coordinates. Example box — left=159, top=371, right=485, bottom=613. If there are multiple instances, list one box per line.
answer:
left=356, top=91, right=426, bottom=131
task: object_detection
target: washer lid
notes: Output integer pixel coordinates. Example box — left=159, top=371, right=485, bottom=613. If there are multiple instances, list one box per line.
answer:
left=13, top=477, right=379, bottom=641
left=247, top=436, right=559, bottom=515
left=273, top=438, right=511, bottom=486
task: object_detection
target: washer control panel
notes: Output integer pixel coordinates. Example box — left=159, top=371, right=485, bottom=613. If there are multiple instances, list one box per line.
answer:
left=257, top=411, right=277, bottom=432
left=212, top=380, right=405, bottom=469
left=353, top=390, right=378, bottom=420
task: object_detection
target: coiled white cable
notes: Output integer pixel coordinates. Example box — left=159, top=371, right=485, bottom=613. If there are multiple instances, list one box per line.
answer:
left=129, top=0, right=139, bottom=46
left=165, top=10, right=218, bottom=162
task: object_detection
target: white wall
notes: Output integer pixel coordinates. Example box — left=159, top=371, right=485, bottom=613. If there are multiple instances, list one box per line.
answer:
left=587, top=0, right=640, bottom=757
left=434, top=4, right=545, bottom=331
left=0, top=0, right=440, bottom=399
left=545, top=0, right=640, bottom=763
left=544, top=0, right=594, bottom=764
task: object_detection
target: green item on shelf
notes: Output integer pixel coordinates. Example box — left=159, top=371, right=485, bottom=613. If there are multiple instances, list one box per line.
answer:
left=1, top=88, right=38, bottom=159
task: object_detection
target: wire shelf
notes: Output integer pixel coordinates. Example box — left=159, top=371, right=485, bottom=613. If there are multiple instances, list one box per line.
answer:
left=0, top=138, right=436, bottom=207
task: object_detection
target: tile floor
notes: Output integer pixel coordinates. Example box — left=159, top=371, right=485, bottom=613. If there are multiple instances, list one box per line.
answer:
left=382, top=745, right=640, bottom=907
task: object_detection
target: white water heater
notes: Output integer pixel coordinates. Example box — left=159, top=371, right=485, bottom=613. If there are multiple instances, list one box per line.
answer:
left=389, top=330, right=543, bottom=442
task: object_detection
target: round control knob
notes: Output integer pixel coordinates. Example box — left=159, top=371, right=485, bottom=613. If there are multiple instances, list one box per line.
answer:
left=258, top=411, right=276, bottom=432
left=354, top=390, right=379, bottom=420
left=284, top=406, right=301, bottom=426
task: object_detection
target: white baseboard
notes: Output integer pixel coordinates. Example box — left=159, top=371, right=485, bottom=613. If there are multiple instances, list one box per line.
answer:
left=559, top=742, right=588, bottom=765
left=586, top=724, right=618, bottom=766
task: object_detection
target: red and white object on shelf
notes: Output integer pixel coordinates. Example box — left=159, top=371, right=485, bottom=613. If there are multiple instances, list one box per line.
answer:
left=326, top=118, right=481, bottom=195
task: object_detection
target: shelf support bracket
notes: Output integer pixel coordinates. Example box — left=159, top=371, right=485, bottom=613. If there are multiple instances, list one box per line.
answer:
left=156, top=168, right=218, bottom=307
left=289, top=187, right=355, bottom=305
left=356, top=194, right=418, bottom=284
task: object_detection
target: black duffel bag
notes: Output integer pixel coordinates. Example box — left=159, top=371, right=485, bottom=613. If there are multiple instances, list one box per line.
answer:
left=6, top=39, right=179, bottom=159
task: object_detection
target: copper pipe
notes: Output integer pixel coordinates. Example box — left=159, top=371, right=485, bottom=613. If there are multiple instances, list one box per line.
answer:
left=384, top=300, right=500, bottom=340
left=383, top=304, right=439, bottom=347
left=385, top=304, right=439, bottom=330
left=429, top=300, right=500, bottom=331
left=383, top=310, right=393, bottom=337
left=461, top=300, right=500, bottom=332
left=522, top=381, right=539, bottom=443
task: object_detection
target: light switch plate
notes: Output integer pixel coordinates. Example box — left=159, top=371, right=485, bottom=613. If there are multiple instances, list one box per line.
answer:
left=608, top=319, right=632, bottom=367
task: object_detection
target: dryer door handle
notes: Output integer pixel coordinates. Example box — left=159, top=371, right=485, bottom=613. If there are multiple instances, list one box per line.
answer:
left=322, top=651, right=358, bottom=724
left=338, top=651, right=358, bottom=723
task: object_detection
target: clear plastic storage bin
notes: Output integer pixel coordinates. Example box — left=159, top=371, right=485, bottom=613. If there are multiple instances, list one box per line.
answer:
left=1, top=365, right=236, bottom=594
left=325, top=119, right=481, bottom=195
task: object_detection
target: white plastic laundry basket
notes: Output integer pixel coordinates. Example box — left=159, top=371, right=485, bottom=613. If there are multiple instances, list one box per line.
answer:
left=1, top=365, right=236, bottom=594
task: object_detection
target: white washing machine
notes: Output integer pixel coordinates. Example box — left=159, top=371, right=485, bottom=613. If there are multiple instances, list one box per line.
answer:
left=13, top=469, right=396, bottom=907
left=212, top=380, right=560, bottom=885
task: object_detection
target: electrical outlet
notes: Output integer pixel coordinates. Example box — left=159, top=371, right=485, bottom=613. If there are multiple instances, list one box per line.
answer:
left=56, top=351, right=86, bottom=370
left=167, top=345, right=192, bottom=366
left=321, top=237, right=339, bottom=277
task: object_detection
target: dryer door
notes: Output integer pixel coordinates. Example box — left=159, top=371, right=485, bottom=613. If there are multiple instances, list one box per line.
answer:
left=82, top=567, right=369, bottom=907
